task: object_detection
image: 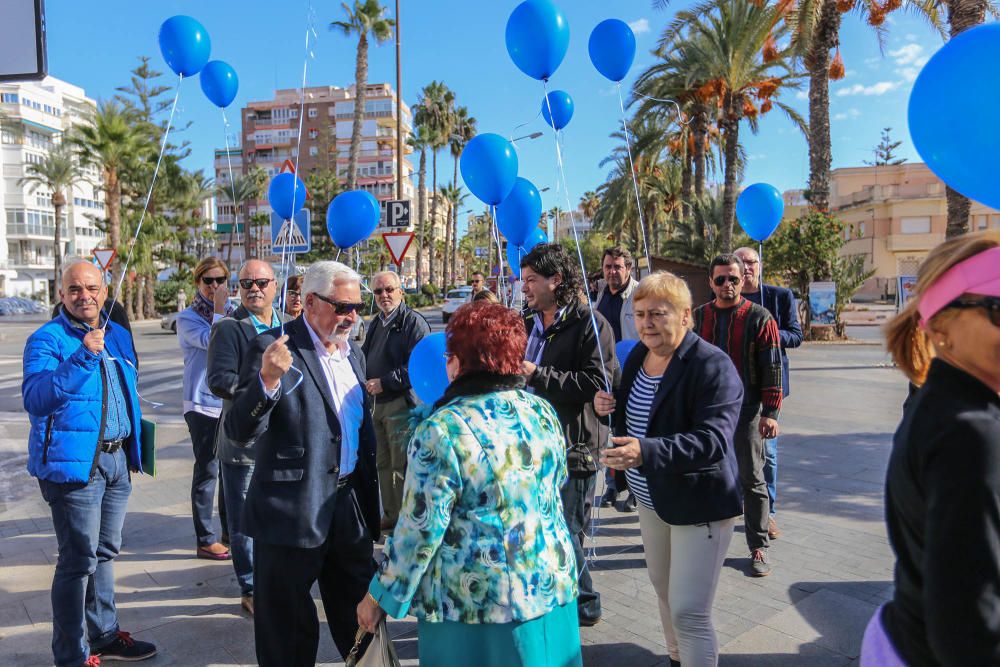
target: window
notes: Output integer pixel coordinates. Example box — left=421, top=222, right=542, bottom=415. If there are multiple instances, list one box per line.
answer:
left=900, top=216, right=931, bottom=234
left=308, top=129, right=319, bottom=139
left=308, top=108, right=318, bottom=118
left=0, top=93, right=18, bottom=104
left=309, top=146, right=318, bottom=156
left=290, top=108, right=299, bottom=118
left=976, top=214, right=988, bottom=230
left=859, top=222, right=866, bottom=237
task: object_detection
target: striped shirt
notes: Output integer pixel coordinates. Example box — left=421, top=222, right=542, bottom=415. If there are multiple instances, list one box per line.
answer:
left=624, top=368, right=661, bottom=512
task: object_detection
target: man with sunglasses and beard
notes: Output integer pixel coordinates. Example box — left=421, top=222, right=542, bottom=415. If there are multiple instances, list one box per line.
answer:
left=693, top=253, right=783, bottom=577
left=361, top=271, right=429, bottom=533
left=225, top=261, right=380, bottom=666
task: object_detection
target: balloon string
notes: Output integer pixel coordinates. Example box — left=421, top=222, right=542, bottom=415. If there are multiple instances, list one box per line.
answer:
left=759, top=241, right=766, bottom=308
left=103, top=73, right=183, bottom=331
left=489, top=205, right=508, bottom=306
left=221, top=108, right=242, bottom=271
left=616, top=82, right=652, bottom=273
left=629, top=91, right=689, bottom=125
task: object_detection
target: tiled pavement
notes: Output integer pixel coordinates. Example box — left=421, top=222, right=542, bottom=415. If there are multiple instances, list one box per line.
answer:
left=0, top=337, right=905, bottom=665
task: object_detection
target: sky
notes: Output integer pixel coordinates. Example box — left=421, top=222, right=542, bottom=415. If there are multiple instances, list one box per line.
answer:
left=41, top=0, right=947, bottom=224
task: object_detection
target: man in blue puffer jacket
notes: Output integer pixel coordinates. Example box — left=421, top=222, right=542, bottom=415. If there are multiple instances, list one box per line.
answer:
left=23, top=258, right=156, bottom=667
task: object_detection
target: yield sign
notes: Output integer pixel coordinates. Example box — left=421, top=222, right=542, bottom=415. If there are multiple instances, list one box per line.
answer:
left=381, top=232, right=415, bottom=267
left=92, top=248, right=117, bottom=271
left=279, top=159, right=296, bottom=174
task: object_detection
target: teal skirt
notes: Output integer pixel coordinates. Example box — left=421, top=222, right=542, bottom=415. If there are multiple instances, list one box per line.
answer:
left=417, top=601, right=582, bottom=667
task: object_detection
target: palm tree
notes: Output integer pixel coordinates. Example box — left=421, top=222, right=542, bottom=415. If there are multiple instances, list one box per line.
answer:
left=70, top=99, right=147, bottom=279
left=448, top=105, right=476, bottom=287
left=413, top=80, right=455, bottom=288
left=18, top=141, right=85, bottom=284
left=408, top=125, right=432, bottom=286
left=441, top=182, right=467, bottom=287
left=218, top=173, right=263, bottom=266
left=330, top=0, right=395, bottom=191
left=579, top=191, right=600, bottom=222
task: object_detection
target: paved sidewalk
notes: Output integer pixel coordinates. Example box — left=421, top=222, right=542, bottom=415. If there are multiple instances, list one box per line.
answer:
left=0, top=341, right=905, bottom=666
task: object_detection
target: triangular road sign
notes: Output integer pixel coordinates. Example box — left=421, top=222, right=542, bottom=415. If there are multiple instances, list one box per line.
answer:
left=279, top=159, right=296, bottom=174
left=92, top=248, right=117, bottom=271
left=382, top=232, right=415, bottom=267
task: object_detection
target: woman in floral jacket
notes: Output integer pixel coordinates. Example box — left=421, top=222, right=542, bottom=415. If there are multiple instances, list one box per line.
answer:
left=357, top=301, right=582, bottom=666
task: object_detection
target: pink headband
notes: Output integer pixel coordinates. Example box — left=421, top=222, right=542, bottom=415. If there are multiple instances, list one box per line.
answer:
left=918, top=246, right=1000, bottom=328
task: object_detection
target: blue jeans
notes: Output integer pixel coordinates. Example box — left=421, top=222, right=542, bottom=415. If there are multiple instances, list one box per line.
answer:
left=764, top=437, right=778, bottom=516
left=38, top=448, right=131, bottom=667
left=220, top=462, right=254, bottom=596
left=560, top=474, right=601, bottom=622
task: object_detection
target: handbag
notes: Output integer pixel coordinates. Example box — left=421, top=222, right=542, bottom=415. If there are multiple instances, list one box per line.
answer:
left=344, top=618, right=401, bottom=667
left=140, top=418, right=156, bottom=476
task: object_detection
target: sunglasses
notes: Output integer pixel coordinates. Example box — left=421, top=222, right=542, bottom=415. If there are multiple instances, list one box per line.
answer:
left=239, top=278, right=273, bottom=290
left=373, top=286, right=397, bottom=296
left=713, top=275, right=741, bottom=287
left=313, top=292, right=365, bottom=315
left=947, top=296, right=1000, bottom=327
left=201, top=276, right=227, bottom=286
left=286, top=290, right=301, bottom=299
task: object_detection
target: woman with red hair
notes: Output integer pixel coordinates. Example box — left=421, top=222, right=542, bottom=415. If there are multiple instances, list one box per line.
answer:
left=357, top=301, right=582, bottom=666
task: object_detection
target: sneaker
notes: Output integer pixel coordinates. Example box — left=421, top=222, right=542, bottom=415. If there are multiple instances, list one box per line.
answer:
left=620, top=492, right=638, bottom=513
left=599, top=488, right=618, bottom=508
left=84, top=657, right=102, bottom=667
left=241, top=595, right=254, bottom=616
left=750, top=549, right=772, bottom=577
left=768, top=516, right=781, bottom=540
left=196, top=543, right=230, bottom=560
left=93, top=631, right=157, bottom=662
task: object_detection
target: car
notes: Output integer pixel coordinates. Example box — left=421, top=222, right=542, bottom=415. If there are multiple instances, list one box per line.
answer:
left=440, top=287, right=473, bottom=323
left=161, top=296, right=241, bottom=333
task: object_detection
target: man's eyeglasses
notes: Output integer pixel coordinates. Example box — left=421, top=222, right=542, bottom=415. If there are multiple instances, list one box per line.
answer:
left=239, top=278, right=273, bottom=290
left=947, top=296, right=1000, bottom=327
left=713, top=275, right=741, bottom=287
left=201, top=276, right=227, bottom=286
left=313, top=292, right=365, bottom=315
left=373, top=286, right=397, bottom=296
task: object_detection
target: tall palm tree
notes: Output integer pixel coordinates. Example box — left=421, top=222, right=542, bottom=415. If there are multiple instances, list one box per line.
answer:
left=18, top=141, right=85, bottom=284
left=441, top=182, right=467, bottom=287
left=579, top=191, right=601, bottom=222
left=331, top=0, right=395, bottom=191
left=414, top=81, right=455, bottom=287
left=408, top=125, right=432, bottom=286
left=448, top=105, right=476, bottom=287
left=218, top=173, right=263, bottom=266
left=70, top=100, right=147, bottom=279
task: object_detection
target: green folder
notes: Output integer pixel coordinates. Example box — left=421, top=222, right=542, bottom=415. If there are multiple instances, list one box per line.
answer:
left=140, top=418, right=156, bottom=476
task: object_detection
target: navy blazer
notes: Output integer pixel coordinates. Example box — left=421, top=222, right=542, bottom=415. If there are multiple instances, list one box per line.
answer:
left=744, top=284, right=802, bottom=397
left=224, top=317, right=380, bottom=548
left=614, top=331, right=744, bottom=525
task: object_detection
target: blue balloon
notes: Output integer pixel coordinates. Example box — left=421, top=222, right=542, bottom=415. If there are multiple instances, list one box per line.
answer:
left=736, top=183, right=784, bottom=242
left=158, top=16, right=211, bottom=77
left=507, top=244, right=527, bottom=279
left=326, top=190, right=380, bottom=249
left=267, top=173, right=307, bottom=221
left=615, top=338, right=639, bottom=365
left=460, top=133, right=519, bottom=206
left=505, top=0, right=570, bottom=81
left=909, top=23, right=1000, bottom=210
left=541, top=90, right=574, bottom=131
left=588, top=19, right=637, bottom=82
left=496, top=178, right=542, bottom=246
left=199, top=60, right=238, bottom=108
left=523, top=226, right=548, bottom=253
left=408, top=332, right=449, bottom=405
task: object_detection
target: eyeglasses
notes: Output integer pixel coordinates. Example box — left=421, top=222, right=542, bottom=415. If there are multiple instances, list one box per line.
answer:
left=947, top=296, right=1000, bottom=327
left=713, top=275, right=741, bottom=286
left=239, top=278, right=273, bottom=290
left=286, top=290, right=301, bottom=299
left=201, top=276, right=227, bottom=286
left=373, top=286, right=397, bottom=296
left=312, top=292, right=365, bottom=315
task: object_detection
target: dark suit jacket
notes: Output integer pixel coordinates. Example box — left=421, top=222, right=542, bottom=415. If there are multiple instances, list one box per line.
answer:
left=744, top=284, right=802, bottom=397
left=614, top=331, right=744, bottom=525
left=224, top=316, right=380, bottom=548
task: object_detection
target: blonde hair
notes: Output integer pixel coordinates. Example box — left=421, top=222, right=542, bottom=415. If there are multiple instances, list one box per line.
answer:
left=885, top=230, right=1000, bottom=385
left=633, top=271, right=694, bottom=329
left=193, top=257, right=229, bottom=284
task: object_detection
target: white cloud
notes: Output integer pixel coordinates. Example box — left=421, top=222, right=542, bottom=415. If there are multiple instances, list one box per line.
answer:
left=796, top=91, right=808, bottom=100
left=889, top=43, right=928, bottom=66
left=899, top=67, right=921, bottom=82
left=833, top=108, right=862, bottom=121
left=629, top=18, right=650, bottom=35
left=905, top=33, right=917, bottom=41
left=835, top=81, right=901, bottom=96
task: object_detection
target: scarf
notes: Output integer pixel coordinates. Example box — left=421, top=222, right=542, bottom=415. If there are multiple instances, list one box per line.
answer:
left=191, top=292, right=215, bottom=324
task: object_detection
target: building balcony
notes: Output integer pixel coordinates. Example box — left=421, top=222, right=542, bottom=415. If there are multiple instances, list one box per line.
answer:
left=835, top=182, right=946, bottom=209
left=886, top=232, right=943, bottom=252
left=6, top=223, right=57, bottom=239
left=11, top=256, right=54, bottom=269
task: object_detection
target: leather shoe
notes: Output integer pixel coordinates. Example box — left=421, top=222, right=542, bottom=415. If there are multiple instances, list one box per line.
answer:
left=241, top=595, right=254, bottom=616
left=768, top=516, right=782, bottom=540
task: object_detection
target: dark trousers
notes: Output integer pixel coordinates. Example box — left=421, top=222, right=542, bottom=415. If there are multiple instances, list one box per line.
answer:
left=561, top=473, right=602, bottom=622
left=184, top=412, right=227, bottom=547
left=253, top=486, right=376, bottom=666
left=734, top=405, right=770, bottom=552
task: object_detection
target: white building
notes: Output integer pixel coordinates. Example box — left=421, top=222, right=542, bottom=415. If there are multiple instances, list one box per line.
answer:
left=0, top=76, right=102, bottom=301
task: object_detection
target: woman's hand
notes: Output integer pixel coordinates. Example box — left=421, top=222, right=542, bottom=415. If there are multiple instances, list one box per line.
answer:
left=594, top=390, right=616, bottom=417
left=600, top=436, right=643, bottom=470
left=356, top=593, right=386, bottom=635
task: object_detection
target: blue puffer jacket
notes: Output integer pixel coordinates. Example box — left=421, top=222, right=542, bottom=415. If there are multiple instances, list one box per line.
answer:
left=23, top=311, right=143, bottom=483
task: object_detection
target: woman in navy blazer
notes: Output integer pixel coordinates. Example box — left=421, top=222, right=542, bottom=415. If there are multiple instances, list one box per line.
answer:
left=595, top=272, right=743, bottom=667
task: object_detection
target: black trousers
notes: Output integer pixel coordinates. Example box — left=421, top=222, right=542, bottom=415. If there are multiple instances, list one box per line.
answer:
left=184, top=411, right=226, bottom=546
left=253, top=485, right=376, bottom=666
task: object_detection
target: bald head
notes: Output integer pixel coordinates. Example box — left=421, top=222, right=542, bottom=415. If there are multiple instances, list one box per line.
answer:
left=60, top=261, right=107, bottom=326
left=239, top=259, right=274, bottom=281
left=733, top=246, right=761, bottom=292
left=238, top=260, right=277, bottom=317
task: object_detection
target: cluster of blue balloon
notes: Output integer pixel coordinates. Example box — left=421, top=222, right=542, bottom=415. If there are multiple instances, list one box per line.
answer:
left=157, top=16, right=239, bottom=109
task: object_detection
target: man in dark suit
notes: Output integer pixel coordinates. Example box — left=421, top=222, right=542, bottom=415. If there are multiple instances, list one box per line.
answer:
left=734, top=246, right=803, bottom=540
left=224, top=260, right=379, bottom=666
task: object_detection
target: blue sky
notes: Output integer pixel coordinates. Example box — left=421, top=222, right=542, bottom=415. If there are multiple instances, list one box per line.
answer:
left=44, top=0, right=947, bottom=220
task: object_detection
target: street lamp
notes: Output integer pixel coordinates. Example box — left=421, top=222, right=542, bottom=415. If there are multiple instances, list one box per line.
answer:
left=511, top=131, right=543, bottom=143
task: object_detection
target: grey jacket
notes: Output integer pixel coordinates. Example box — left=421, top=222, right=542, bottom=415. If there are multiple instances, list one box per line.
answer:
left=595, top=277, right=639, bottom=341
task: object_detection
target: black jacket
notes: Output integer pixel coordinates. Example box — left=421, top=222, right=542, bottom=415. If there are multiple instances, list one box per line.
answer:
left=882, top=359, right=1000, bottom=667
left=224, top=317, right=380, bottom=548
left=360, top=303, right=430, bottom=404
left=614, top=333, right=744, bottom=525
left=524, top=301, right=616, bottom=476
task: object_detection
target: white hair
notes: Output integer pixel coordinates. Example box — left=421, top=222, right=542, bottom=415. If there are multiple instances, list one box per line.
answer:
left=302, top=261, right=360, bottom=297
left=372, top=270, right=401, bottom=287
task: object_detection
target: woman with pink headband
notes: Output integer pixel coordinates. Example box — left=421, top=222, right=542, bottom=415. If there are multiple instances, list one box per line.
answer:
left=861, top=230, right=1000, bottom=666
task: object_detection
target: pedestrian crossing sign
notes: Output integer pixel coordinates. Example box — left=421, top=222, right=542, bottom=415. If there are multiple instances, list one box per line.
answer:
left=271, top=209, right=311, bottom=254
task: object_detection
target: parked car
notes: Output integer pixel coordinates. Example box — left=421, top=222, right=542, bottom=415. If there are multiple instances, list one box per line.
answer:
left=161, top=296, right=240, bottom=333
left=440, top=286, right=473, bottom=324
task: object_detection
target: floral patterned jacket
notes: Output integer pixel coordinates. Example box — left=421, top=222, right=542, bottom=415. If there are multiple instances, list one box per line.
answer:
left=368, top=380, right=578, bottom=624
